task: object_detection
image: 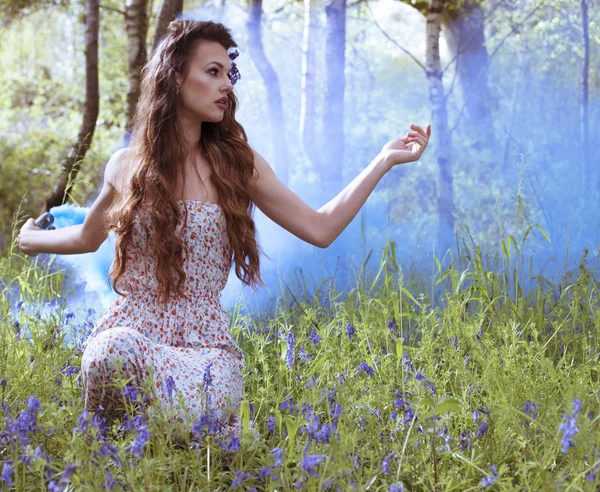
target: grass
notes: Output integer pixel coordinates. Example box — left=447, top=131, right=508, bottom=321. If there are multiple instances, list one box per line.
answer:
left=0, top=203, right=599, bottom=491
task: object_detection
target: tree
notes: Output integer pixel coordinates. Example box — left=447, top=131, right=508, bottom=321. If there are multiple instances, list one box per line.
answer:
left=125, top=0, right=150, bottom=133
left=426, top=0, right=455, bottom=246
left=150, top=0, right=183, bottom=56
left=321, top=0, right=347, bottom=187
left=247, top=0, right=290, bottom=185
left=299, top=0, right=320, bottom=173
left=45, top=0, right=100, bottom=211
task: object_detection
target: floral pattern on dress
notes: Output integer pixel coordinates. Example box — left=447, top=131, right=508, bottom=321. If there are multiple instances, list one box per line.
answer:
left=80, top=200, right=254, bottom=443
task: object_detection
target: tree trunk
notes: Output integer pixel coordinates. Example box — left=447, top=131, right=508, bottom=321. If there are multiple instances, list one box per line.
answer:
left=125, top=0, right=149, bottom=134
left=321, top=0, right=346, bottom=187
left=46, top=0, right=100, bottom=211
left=426, top=0, right=455, bottom=248
left=300, top=0, right=320, bottom=172
left=443, top=1, right=497, bottom=155
left=150, top=0, right=183, bottom=56
left=247, top=0, right=290, bottom=185
left=581, top=0, right=590, bottom=198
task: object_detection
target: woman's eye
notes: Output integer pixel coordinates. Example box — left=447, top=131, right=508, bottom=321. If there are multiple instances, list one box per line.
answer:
left=209, top=69, right=218, bottom=75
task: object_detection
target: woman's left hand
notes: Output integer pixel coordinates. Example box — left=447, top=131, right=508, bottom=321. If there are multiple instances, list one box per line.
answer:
left=380, top=123, right=431, bottom=169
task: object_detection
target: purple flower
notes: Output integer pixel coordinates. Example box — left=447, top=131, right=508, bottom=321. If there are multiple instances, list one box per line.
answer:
left=309, top=328, right=321, bottom=345
left=298, top=346, right=313, bottom=361
left=285, top=331, right=296, bottom=369
left=258, top=466, right=277, bottom=480
left=301, top=453, right=326, bottom=478
left=305, top=375, right=317, bottom=389
left=481, top=464, right=498, bottom=488
left=1, top=460, right=14, bottom=486
left=231, top=469, right=252, bottom=488
left=401, top=353, right=414, bottom=373
left=270, top=447, right=283, bottom=467
left=459, top=430, right=472, bottom=451
left=165, top=375, right=176, bottom=401
left=355, top=362, right=375, bottom=377
left=267, top=416, right=276, bottom=434
left=202, top=362, right=214, bottom=394
left=123, top=385, right=138, bottom=402
left=221, top=437, right=240, bottom=452
left=280, top=397, right=295, bottom=415
left=476, top=419, right=489, bottom=438
left=559, top=399, right=583, bottom=453
left=390, top=483, right=406, bottom=492
left=345, top=323, right=355, bottom=341
left=381, top=452, right=396, bottom=475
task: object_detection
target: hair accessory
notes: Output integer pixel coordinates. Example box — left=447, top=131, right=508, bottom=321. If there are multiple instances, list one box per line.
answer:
left=228, top=49, right=241, bottom=86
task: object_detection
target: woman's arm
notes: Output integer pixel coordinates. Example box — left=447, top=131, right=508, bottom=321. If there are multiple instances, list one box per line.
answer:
left=17, top=148, right=127, bottom=256
left=248, top=124, right=431, bottom=248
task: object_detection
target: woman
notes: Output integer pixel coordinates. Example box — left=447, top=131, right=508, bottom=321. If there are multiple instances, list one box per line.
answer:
left=17, top=19, right=431, bottom=443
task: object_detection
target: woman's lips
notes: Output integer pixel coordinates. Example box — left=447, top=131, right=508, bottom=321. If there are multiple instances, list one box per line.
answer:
left=215, top=101, right=227, bottom=110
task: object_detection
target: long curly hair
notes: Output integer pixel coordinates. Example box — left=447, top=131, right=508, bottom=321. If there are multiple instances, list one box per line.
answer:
left=104, top=20, right=264, bottom=306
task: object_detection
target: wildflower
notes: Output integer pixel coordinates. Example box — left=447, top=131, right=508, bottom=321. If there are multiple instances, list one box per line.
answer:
left=77, top=409, right=89, bottom=434
left=305, top=375, right=317, bottom=389
left=390, top=483, right=405, bottom=492
left=259, top=466, right=277, bottom=480
left=267, top=416, right=276, bottom=433
left=165, top=375, right=176, bottom=401
left=524, top=400, right=539, bottom=419
left=472, top=410, right=482, bottom=420
left=559, top=398, right=583, bottom=453
left=476, top=419, right=489, bottom=438
left=309, top=328, right=321, bottom=345
left=355, top=362, right=375, bottom=377
left=459, top=430, right=472, bottom=451
left=481, top=464, right=498, bottom=488
left=437, top=426, right=454, bottom=452
left=298, top=346, right=313, bottom=361
left=202, top=362, right=214, bottom=393
left=280, top=397, right=295, bottom=415
left=220, top=437, right=240, bottom=452
left=0, top=376, right=6, bottom=387
left=1, top=460, right=14, bottom=487
left=381, top=451, right=396, bottom=475
left=345, top=323, right=355, bottom=341
left=301, top=453, right=326, bottom=478
left=401, top=353, right=414, bottom=373
left=270, top=447, right=283, bottom=467
left=387, top=317, right=399, bottom=338
left=285, top=331, right=296, bottom=369
left=231, top=469, right=252, bottom=488
left=123, top=385, right=139, bottom=402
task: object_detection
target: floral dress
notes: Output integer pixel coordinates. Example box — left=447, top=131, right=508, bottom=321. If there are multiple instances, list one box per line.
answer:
left=80, top=200, right=250, bottom=443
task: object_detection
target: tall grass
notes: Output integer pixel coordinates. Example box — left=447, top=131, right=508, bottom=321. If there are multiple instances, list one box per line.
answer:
left=0, top=202, right=598, bottom=491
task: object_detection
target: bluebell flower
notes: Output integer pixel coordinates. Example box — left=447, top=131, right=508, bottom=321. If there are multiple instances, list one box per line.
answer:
left=459, top=430, right=472, bottom=451
left=390, top=483, right=405, bottom=492
left=476, top=419, right=489, bottom=438
left=305, top=375, right=317, bottom=389
left=298, top=346, right=313, bottom=361
left=221, top=437, right=240, bottom=452
left=267, top=416, right=276, bottom=434
left=381, top=452, right=396, bottom=475
left=481, top=464, right=498, bottom=488
left=387, top=317, right=399, bottom=338
left=401, top=353, right=414, bottom=373
left=559, top=398, right=583, bottom=453
left=259, top=466, right=277, bottom=480
left=280, top=397, right=295, bottom=415
left=309, top=328, right=321, bottom=345
left=1, top=460, right=14, bottom=486
left=165, top=375, right=176, bottom=401
left=123, top=385, right=139, bottom=402
left=202, top=361, right=214, bottom=394
left=301, top=453, right=326, bottom=478
left=524, top=400, right=539, bottom=419
left=270, top=447, right=283, bottom=467
left=355, top=362, right=375, bottom=377
left=345, top=323, right=355, bottom=341
left=231, top=469, right=252, bottom=488
left=285, top=331, right=296, bottom=369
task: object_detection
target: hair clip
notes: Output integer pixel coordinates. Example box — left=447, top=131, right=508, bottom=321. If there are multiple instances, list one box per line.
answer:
left=228, top=49, right=241, bottom=86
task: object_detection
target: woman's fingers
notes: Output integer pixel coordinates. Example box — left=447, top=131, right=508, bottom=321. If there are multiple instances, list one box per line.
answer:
left=410, top=124, right=427, bottom=138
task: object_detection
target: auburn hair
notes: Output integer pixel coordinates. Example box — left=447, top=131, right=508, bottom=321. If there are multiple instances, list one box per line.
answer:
left=104, top=19, right=264, bottom=306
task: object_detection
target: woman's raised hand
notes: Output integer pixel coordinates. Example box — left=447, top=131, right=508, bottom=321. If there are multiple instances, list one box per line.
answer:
left=380, top=123, right=431, bottom=168
left=17, top=218, right=42, bottom=257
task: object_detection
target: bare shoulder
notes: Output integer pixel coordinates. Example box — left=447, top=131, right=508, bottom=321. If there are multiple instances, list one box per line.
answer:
left=249, top=147, right=272, bottom=181
left=105, top=147, right=130, bottom=194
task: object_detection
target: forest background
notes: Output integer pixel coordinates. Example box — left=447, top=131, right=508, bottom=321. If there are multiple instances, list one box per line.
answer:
left=0, top=0, right=599, bottom=310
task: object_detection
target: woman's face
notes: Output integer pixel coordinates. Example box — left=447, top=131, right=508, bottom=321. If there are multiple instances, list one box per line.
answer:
left=175, top=40, right=234, bottom=123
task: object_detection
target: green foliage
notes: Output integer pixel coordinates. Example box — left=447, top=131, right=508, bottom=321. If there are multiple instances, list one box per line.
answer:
left=0, top=200, right=599, bottom=489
